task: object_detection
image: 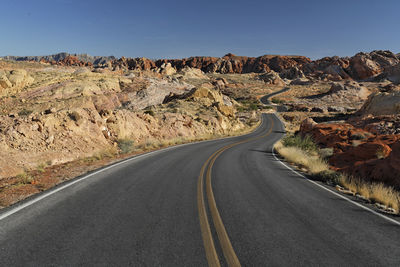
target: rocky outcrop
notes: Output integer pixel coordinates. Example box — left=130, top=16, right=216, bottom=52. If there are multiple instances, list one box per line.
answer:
left=279, top=66, right=305, bottom=80
left=177, top=67, right=209, bottom=80
left=258, top=71, right=285, bottom=86
left=300, top=119, right=400, bottom=188
left=302, top=56, right=351, bottom=80
left=0, top=69, right=34, bottom=96
left=158, top=63, right=176, bottom=76
left=385, top=63, right=400, bottom=84
left=54, top=56, right=92, bottom=67
left=2, top=53, right=115, bottom=66
left=357, top=90, right=400, bottom=116
left=110, top=54, right=311, bottom=74
left=305, top=81, right=370, bottom=107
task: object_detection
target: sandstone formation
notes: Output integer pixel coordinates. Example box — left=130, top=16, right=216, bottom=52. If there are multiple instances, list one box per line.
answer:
left=300, top=119, right=400, bottom=188
left=3, top=50, right=400, bottom=83
left=357, top=90, right=400, bottom=116
left=0, top=64, right=248, bottom=178
left=0, top=69, right=34, bottom=96
left=258, top=71, right=285, bottom=86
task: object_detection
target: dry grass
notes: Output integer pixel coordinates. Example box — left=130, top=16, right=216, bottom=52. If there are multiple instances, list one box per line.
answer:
left=338, top=176, right=400, bottom=213
left=275, top=138, right=400, bottom=214
left=274, top=141, right=330, bottom=175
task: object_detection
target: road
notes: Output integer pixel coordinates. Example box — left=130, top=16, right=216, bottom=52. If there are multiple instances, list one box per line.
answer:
left=0, top=112, right=399, bottom=266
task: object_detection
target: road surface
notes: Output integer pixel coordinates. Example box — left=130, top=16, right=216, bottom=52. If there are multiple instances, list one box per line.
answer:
left=0, top=113, right=399, bottom=266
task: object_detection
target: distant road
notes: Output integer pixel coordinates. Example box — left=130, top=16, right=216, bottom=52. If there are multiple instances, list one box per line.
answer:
left=0, top=113, right=399, bottom=265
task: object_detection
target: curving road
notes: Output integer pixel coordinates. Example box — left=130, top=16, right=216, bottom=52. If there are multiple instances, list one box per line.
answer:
left=0, top=113, right=399, bottom=266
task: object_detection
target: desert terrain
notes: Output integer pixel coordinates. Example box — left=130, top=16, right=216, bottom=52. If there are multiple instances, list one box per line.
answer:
left=1, top=50, right=400, bottom=211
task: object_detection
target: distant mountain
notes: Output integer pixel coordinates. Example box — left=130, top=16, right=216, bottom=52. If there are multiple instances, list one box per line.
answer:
left=1, top=52, right=115, bottom=65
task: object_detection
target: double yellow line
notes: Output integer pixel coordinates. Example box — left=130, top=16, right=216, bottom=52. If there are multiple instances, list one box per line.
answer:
left=197, top=116, right=274, bottom=267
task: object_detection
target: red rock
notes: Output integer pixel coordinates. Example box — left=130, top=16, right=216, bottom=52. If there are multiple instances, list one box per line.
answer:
left=300, top=118, right=400, bottom=188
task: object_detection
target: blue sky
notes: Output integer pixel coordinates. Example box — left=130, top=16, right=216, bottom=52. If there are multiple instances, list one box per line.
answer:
left=1, top=0, right=399, bottom=59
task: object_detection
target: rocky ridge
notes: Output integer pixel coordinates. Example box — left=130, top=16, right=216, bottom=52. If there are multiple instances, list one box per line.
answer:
left=4, top=50, right=400, bottom=83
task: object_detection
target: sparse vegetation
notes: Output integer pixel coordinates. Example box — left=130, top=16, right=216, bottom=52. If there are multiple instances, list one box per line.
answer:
left=144, top=109, right=155, bottom=116
left=16, top=171, right=33, bottom=184
left=237, top=99, right=266, bottom=112
left=271, top=97, right=284, bottom=104
left=117, top=139, right=134, bottom=154
left=18, top=109, right=33, bottom=116
left=281, top=134, right=318, bottom=153
left=36, top=163, right=47, bottom=173
left=68, top=111, right=81, bottom=121
left=275, top=135, right=400, bottom=214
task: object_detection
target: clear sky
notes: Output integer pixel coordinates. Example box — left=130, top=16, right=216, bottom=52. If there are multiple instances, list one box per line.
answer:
left=1, top=0, right=399, bottom=59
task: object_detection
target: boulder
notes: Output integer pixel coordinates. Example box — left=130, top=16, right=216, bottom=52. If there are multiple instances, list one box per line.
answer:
left=299, top=118, right=317, bottom=133
left=357, top=91, right=400, bottom=116
left=280, top=66, right=305, bottom=80
left=160, top=63, right=176, bottom=76
left=0, top=71, right=12, bottom=89
left=178, top=66, right=209, bottom=80
left=258, top=71, right=285, bottom=86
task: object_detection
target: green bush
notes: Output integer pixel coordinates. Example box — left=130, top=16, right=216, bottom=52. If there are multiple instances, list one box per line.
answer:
left=282, top=134, right=318, bottom=153
left=117, top=139, right=134, bottom=154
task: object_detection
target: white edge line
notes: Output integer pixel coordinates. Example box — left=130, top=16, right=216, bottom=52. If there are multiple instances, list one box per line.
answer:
left=271, top=113, right=400, bottom=227
left=0, top=118, right=266, bottom=221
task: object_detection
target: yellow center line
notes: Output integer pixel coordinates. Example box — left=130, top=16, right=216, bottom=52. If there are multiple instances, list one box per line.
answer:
left=198, top=116, right=274, bottom=267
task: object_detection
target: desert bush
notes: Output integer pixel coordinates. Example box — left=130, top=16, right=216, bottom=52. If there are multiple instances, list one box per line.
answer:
left=117, top=139, right=134, bottom=154
left=281, top=134, right=318, bottom=153
left=36, top=163, right=47, bottom=173
left=276, top=137, right=400, bottom=214
left=271, top=97, right=283, bottom=104
left=144, top=110, right=155, bottom=116
left=18, top=109, right=33, bottom=116
left=16, top=172, right=33, bottom=184
left=68, top=111, right=81, bottom=121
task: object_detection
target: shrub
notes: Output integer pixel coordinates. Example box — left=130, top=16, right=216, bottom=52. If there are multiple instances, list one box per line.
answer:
left=68, top=111, right=81, bottom=121
left=281, top=134, right=318, bottom=153
left=16, top=172, right=33, bottom=184
left=144, top=110, right=155, bottom=116
left=117, top=139, right=134, bottom=154
left=249, top=103, right=258, bottom=111
left=36, top=163, right=47, bottom=173
left=18, top=109, right=33, bottom=116
left=271, top=97, right=283, bottom=104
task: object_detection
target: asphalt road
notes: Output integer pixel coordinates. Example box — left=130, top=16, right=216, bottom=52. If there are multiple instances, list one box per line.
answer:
left=1, top=113, right=399, bottom=266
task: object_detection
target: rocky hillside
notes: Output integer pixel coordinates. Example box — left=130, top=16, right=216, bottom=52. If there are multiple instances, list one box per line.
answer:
left=4, top=50, right=399, bottom=83
left=0, top=61, right=259, bottom=180
left=2, top=52, right=115, bottom=66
